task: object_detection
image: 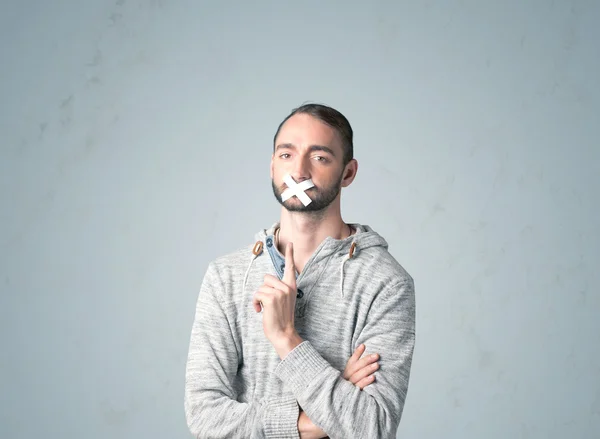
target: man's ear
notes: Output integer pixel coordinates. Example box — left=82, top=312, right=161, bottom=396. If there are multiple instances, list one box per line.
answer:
left=341, top=159, right=358, bottom=188
left=270, top=155, right=274, bottom=179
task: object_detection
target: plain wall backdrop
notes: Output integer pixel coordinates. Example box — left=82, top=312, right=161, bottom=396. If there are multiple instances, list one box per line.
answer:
left=1, top=1, right=599, bottom=438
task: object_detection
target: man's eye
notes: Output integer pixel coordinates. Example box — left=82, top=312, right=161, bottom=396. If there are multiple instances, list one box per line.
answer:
left=314, top=156, right=329, bottom=162
left=280, top=153, right=291, bottom=159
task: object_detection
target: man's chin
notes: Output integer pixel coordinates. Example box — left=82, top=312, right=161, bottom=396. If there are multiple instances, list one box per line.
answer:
left=282, top=200, right=311, bottom=212
left=281, top=199, right=327, bottom=213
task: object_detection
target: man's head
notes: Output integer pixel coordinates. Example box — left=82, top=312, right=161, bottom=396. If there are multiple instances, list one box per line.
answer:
left=270, top=103, right=358, bottom=213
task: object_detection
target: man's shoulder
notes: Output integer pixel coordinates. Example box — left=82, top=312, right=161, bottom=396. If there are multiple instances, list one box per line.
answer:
left=208, top=243, right=254, bottom=269
left=356, top=244, right=414, bottom=288
left=206, top=240, right=268, bottom=278
left=197, top=243, right=262, bottom=302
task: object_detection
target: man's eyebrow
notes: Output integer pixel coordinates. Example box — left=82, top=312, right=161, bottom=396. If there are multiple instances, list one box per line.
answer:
left=275, top=143, right=337, bottom=157
left=275, top=143, right=295, bottom=151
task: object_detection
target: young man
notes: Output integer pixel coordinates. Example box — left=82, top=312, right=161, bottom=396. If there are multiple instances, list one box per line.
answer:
left=185, top=103, right=416, bottom=439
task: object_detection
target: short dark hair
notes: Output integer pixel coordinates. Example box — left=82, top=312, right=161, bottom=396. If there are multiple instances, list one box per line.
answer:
left=273, top=103, right=354, bottom=165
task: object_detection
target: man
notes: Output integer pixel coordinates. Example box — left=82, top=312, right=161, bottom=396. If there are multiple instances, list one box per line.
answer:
left=185, top=103, right=416, bottom=438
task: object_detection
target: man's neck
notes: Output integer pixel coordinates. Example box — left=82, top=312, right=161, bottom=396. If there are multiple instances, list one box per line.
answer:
left=276, top=206, right=351, bottom=273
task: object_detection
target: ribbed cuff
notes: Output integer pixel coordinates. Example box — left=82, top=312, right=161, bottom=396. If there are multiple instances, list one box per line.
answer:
left=273, top=341, right=331, bottom=396
left=263, top=393, right=300, bottom=439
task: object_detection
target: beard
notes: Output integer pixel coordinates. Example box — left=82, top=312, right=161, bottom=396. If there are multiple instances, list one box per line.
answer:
left=272, top=170, right=344, bottom=213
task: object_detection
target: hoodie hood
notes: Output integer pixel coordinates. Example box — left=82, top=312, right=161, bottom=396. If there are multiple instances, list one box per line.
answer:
left=255, top=221, right=388, bottom=256
left=244, top=221, right=388, bottom=299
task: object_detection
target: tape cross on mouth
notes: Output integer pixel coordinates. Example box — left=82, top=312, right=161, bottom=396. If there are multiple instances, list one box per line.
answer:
left=281, top=174, right=315, bottom=206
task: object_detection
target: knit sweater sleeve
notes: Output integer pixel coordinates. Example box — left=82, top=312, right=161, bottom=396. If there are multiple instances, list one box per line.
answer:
left=273, top=277, right=416, bottom=439
left=184, top=262, right=300, bottom=439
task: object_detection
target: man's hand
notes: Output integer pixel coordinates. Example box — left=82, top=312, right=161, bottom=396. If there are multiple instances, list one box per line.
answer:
left=253, top=242, right=303, bottom=359
left=298, top=411, right=328, bottom=439
left=298, top=344, right=379, bottom=438
left=343, top=343, right=380, bottom=389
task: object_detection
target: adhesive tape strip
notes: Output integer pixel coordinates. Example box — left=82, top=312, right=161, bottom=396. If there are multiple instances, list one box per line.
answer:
left=281, top=174, right=314, bottom=206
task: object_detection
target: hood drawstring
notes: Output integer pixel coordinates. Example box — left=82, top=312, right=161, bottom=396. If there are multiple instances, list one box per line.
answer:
left=340, top=242, right=357, bottom=298
left=243, top=241, right=264, bottom=299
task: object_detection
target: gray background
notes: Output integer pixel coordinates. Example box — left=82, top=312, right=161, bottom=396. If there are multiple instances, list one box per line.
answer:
left=1, top=1, right=599, bottom=438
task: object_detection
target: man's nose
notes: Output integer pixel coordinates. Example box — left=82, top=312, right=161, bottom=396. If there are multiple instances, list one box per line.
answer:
left=291, top=155, right=310, bottom=181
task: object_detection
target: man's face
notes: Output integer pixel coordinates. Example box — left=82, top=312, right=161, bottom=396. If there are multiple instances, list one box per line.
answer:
left=271, top=113, right=346, bottom=212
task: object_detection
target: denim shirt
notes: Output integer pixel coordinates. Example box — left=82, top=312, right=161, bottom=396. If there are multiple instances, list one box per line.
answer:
left=264, top=234, right=304, bottom=299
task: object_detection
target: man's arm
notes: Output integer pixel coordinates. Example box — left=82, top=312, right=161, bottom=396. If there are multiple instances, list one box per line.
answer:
left=185, top=262, right=300, bottom=439
left=273, top=278, right=416, bottom=439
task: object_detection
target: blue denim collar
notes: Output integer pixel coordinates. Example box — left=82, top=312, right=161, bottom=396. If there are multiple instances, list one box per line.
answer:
left=264, top=233, right=305, bottom=299
left=264, top=233, right=291, bottom=280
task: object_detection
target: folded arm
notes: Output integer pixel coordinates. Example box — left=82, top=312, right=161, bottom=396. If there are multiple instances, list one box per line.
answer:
left=185, top=262, right=301, bottom=439
left=273, top=279, right=416, bottom=439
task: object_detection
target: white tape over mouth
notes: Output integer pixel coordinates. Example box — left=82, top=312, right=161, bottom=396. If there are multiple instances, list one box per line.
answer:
left=281, top=174, right=315, bottom=206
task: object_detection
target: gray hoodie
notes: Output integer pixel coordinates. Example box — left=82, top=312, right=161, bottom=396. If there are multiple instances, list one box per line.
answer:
left=185, top=222, right=415, bottom=439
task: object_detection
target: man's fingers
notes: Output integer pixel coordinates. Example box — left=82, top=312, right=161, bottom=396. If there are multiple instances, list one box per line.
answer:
left=283, top=242, right=296, bottom=285
left=252, top=292, right=265, bottom=312
left=256, top=285, right=277, bottom=294
left=355, top=374, right=376, bottom=390
left=263, top=275, right=292, bottom=295
left=252, top=288, right=277, bottom=312
left=343, top=345, right=365, bottom=378
left=347, top=348, right=378, bottom=372
left=344, top=349, right=379, bottom=379
left=350, top=344, right=366, bottom=362
left=350, top=361, right=379, bottom=384
left=355, top=353, right=379, bottom=371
